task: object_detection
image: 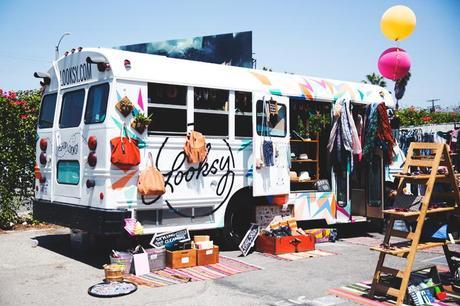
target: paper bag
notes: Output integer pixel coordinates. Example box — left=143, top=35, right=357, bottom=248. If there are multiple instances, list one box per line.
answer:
left=133, top=249, right=150, bottom=276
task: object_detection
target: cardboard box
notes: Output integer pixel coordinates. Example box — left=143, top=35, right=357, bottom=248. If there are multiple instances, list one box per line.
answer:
left=193, top=235, right=210, bottom=243
left=166, top=249, right=196, bottom=269
left=145, top=248, right=166, bottom=271
left=195, top=240, right=214, bottom=249
left=256, top=234, right=315, bottom=255
left=196, top=246, right=219, bottom=265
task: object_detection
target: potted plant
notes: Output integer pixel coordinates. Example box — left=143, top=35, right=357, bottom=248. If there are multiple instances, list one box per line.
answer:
left=296, top=115, right=308, bottom=139
left=307, top=112, right=330, bottom=139
left=116, top=96, right=134, bottom=117
left=131, top=113, right=152, bottom=134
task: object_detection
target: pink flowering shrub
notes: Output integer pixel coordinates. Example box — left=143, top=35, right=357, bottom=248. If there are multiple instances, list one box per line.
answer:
left=0, top=89, right=41, bottom=228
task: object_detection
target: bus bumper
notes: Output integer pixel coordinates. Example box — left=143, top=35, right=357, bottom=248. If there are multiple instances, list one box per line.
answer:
left=33, top=199, right=130, bottom=235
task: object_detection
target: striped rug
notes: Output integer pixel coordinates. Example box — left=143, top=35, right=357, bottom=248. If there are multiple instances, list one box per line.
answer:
left=329, top=276, right=460, bottom=305
left=341, top=236, right=460, bottom=255
left=257, top=249, right=336, bottom=261
left=124, top=255, right=261, bottom=288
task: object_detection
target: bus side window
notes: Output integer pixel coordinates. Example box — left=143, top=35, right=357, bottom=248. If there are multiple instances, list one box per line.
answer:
left=38, top=93, right=57, bottom=129
left=235, top=91, right=252, bottom=137
left=147, top=83, right=187, bottom=134
left=194, top=87, right=229, bottom=136
left=84, top=83, right=109, bottom=124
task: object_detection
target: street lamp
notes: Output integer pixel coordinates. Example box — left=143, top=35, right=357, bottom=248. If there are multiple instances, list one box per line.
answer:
left=55, top=32, right=72, bottom=60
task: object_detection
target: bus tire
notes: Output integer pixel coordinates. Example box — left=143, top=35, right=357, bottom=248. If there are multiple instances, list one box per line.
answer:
left=222, top=188, right=256, bottom=250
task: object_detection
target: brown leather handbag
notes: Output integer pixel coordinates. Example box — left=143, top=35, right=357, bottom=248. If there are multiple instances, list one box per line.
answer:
left=137, top=152, right=165, bottom=196
left=110, top=124, right=140, bottom=168
left=183, top=130, right=207, bottom=163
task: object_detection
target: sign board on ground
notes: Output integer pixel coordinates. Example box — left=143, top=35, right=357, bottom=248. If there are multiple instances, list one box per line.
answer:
left=315, top=179, right=331, bottom=192
left=150, top=228, right=190, bottom=249
left=239, top=224, right=260, bottom=256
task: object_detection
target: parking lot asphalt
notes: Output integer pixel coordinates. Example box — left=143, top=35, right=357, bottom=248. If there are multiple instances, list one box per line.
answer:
left=0, top=225, right=448, bottom=306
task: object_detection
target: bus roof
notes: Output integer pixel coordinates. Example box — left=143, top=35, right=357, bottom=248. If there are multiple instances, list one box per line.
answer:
left=47, top=47, right=395, bottom=108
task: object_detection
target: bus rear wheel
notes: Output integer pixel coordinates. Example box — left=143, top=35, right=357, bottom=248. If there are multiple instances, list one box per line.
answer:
left=222, top=188, right=256, bottom=250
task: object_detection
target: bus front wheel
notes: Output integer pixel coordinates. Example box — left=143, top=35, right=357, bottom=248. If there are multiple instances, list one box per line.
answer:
left=222, top=188, right=256, bottom=250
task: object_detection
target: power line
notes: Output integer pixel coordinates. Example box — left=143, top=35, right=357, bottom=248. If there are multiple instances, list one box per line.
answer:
left=0, top=52, right=51, bottom=63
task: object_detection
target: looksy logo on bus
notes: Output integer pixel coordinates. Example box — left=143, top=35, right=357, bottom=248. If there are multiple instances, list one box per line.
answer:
left=147, top=138, right=235, bottom=217
left=60, top=62, right=92, bottom=86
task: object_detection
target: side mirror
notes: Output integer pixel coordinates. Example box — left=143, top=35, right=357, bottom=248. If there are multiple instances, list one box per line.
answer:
left=33, top=72, right=51, bottom=85
left=86, top=56, right=110, bottom=72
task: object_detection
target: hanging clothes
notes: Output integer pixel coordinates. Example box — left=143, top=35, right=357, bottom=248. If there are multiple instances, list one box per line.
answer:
left=376, top=103, right=395, bottom=164
left=362, top=102, right=395, bottom=165
left=327, top=96, right=362, bottom=172
left=362, top=103, right=379, bottom=159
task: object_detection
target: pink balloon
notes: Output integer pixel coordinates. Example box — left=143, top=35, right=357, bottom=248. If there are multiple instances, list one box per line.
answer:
left=378, top=47, right=411, bottom=80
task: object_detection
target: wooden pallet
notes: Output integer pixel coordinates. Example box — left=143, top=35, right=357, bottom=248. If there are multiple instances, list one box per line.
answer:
left=368, top=142, right=460, bottom=305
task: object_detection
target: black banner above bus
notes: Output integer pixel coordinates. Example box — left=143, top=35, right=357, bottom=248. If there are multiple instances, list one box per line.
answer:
left=117, top=31, right=253, bottom=68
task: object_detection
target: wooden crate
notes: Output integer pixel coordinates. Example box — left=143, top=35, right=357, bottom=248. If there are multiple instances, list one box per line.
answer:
left=166, top=249, right=196, bottom=269
left=196, top=246, right=219, bottom=266
left=256, top=234, right=315, bottom=255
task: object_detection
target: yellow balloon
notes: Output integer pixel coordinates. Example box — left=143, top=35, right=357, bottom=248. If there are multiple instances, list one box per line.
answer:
left=381, top=5, right=416, bottom=41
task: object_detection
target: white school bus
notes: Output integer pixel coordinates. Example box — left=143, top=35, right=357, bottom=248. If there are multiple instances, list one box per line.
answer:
left=33, top=48, right=395, bottom=247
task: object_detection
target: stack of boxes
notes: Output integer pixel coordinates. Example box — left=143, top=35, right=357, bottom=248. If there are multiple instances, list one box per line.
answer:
left=165, top=235, right=219, bottom=269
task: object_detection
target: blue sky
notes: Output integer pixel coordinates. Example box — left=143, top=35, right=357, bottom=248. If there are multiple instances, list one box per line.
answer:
left=0, top=0, right=459, bottom=108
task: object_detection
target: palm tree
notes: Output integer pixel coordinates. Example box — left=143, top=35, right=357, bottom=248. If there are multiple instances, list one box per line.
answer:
left=394, top=71, right=411, bottom=110
left=362, top=72, right=387, bottom=88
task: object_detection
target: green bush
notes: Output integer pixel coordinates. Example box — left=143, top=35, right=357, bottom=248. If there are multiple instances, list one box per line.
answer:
left=397, top=107, right=460, bottom=127
left=0, top=89, right=41, bottom=229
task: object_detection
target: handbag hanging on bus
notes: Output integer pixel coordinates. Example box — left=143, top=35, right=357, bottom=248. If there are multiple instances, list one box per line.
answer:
left=184, top=129, right=207, bottom=164
left=137, top=152, right=165, bottom=196
left=110, top=124, right=140, bottom=168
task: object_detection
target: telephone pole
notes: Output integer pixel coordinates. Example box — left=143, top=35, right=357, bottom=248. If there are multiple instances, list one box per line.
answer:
left=426, top=98, right=440, bottom=113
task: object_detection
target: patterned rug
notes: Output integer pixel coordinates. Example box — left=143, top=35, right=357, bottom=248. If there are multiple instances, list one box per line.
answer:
left=124, top=255, right=261, bottom=288
left=341, top=236, right=460, bottom=255
left=328, top=270, right=460, bottom=305
left=257, top=249, right=336, bottom=261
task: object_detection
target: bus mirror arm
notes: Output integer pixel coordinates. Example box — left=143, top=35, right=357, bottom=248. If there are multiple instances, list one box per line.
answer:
left=86, top=56, right=110, bottom=72
left=33, top=72, right=51, bottom=85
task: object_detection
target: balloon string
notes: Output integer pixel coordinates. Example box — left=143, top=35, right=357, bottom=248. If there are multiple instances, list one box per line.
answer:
left=393, top=47, right=400, bottom=81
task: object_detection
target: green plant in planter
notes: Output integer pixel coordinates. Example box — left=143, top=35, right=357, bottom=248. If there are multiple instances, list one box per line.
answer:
left=116, top=96, right=134, bottom=117
left=297, top=114, right=307, bottom=137
left=307, top=112, right=330, bottom=137
left=131, top=113, right=152, bottom=134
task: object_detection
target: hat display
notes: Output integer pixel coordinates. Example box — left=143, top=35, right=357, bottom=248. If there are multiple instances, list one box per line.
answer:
left=299, top=153, right=309, bottom=160
left=298, top=171, right=311, bottom=182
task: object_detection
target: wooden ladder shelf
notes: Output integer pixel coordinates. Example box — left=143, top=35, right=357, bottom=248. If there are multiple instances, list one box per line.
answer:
left=369, top=142, right=460, bottom=305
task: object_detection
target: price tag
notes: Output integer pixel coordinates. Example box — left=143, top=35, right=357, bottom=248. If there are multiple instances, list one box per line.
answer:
left=205, top=249, right=213, bottom=255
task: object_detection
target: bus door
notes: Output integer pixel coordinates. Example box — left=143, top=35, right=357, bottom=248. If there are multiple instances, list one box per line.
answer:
left=252, top=94, right=290, bottom=197
left=53, top=88, right=86, bottom=200
left=366, top=152, right=385, bottom=219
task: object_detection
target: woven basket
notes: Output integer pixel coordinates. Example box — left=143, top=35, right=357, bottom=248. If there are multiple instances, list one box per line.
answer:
left=103, top=264, right=124, bottom=282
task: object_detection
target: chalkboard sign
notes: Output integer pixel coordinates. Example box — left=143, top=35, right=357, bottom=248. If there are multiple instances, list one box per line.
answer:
left=239, top=224, right=260, bottom=256
left=150, top=228, right=190, bottom=249
left=315, top=179, right=331, bottom=192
